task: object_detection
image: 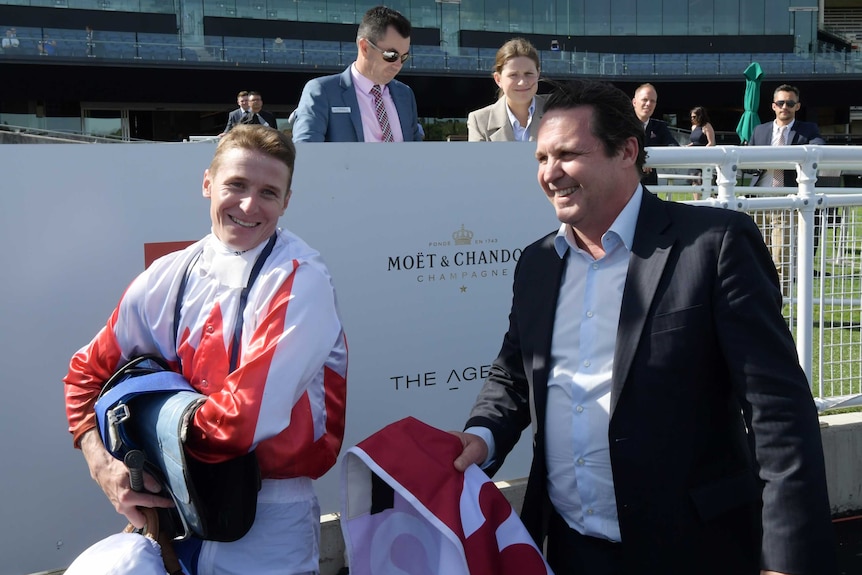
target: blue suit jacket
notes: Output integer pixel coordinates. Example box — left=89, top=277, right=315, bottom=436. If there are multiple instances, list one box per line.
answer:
left=748, top=120, right=824, bottom=185
left=292, top=66, right=421, bottom=142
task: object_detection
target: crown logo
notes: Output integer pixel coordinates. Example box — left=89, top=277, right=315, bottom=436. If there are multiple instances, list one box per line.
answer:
left=452, top=224, right=474, bottom=246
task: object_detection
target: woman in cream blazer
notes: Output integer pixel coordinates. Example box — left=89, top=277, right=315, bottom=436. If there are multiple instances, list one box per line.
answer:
left=468, top=38, right=544, bottom=142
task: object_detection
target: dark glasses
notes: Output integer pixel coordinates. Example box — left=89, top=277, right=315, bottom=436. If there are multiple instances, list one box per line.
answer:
left=366, top=39, right=409, bottom=63
left=774, top=100, right=798, bottom=108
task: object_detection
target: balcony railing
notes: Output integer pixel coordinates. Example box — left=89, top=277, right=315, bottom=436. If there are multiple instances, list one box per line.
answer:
left=3, top=25, right=862, bottom=76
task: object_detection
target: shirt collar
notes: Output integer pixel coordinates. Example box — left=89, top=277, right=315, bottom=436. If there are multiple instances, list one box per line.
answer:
left=351, top=63, right=385, bottom=96
left=774, top=119, right=795, bottom=133
left=554, top=184, right=644, bottom=258
left=504, top=97, right=536, bottom=126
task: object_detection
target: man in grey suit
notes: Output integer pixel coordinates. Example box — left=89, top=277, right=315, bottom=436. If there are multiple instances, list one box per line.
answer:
left=292, top=5, right=421, bottom=143
left=451, top=80, right=835, bottom=575
left=222, top=90, right=250, bottom=135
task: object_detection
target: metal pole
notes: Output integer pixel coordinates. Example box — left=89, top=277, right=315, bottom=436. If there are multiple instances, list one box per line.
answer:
left=794, top=146, right=821, bottom=383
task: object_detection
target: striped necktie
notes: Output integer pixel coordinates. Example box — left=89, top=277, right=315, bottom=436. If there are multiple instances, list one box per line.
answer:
left=371, top=84, right=394, bottom=142
left=771, top=125, right=787, bottom=187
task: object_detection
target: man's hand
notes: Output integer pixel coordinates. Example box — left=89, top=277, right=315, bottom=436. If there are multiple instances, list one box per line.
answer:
left=79, top=429, right=174, bottom=529
left=450, top=431, right=489, bottom=473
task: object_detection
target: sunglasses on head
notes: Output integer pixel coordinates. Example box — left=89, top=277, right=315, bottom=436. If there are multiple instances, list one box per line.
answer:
left=366, top=38, right=410, bottom=63
left=774, top=100, right=798, bottom=108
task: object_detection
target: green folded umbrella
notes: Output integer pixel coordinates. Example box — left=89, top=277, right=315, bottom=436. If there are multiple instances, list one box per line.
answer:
left=735, top=61, right=763, bottom=144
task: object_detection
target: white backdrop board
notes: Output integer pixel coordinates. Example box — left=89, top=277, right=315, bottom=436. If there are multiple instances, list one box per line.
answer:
left=0, top=141, right=557, bottom=574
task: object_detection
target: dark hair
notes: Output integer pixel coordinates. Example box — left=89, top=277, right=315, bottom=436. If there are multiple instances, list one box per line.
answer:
left=689, top=106, right=710, bottom=126
left=210, top=125, right=296, bottom=192
left=774, top=84, right=800, bottom=101
left=357, top=5, right=411, bottom=43
left=544, top=79, right=646, bottom=171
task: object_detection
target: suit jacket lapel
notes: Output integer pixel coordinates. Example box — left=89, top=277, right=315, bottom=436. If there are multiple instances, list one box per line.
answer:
left=531, top=234, right=567, bottom=430
left=390, top=82, right=413, bottom=142
left=339, top=67, right=364, bottom=142
left=611, top=190, right=674, bottom=417
left=487, top=97, right=514, bottom=142
left=527, top=96, right=545, bottom=141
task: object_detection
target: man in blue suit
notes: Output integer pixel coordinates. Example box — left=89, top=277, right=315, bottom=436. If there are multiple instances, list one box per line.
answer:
left=292, top=6, right=422, bottom=143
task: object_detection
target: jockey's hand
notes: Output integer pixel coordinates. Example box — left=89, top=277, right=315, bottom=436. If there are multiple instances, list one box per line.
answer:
left=79, top=429, right=174, bottom=529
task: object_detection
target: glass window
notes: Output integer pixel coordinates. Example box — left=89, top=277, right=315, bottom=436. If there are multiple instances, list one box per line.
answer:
left=459, top=0, right=483, bottom=31
left=410, top=0, right=438, bottom=29
left=740, top=0, right=765, bottom=35
left=636, top=0, right=662, bottom=35
left=612, top=0, right=636, bottom=35
left=508, top=0, right=531, bottom=33
left=764, top=0, right=789, bottom=35
left=533, top=1, right=554, bottom=34
left=689, top=0, right=715, bottom=35
left=485, top=2, right=508, bottom=32
left=714, top=0, right=740, bottom=35
left=662, top=0, right=688, bottom=34
left=84, top=112, right=124, bottom=139
left=584, top=0, right=610, bottom=35
left=235, top=0, right=267, bottom=19
left=559, top=0, right=584, bottom=36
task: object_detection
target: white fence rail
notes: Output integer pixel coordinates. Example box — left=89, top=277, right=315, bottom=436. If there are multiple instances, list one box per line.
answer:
left=645, top=145, right=862, bottom=411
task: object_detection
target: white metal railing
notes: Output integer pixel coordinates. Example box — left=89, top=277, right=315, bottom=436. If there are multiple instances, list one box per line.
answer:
left=644, top=145, right=862, bottom=411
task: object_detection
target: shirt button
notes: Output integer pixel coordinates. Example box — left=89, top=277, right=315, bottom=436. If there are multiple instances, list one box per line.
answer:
left=592, top=263, right=599, bottom=270
left=576, top=405, right=584, bottom=413
left=586, top=509, right=594, bottom=515
left=206, top=325, right=214, bottom=334
left=201, top=379, right=208, bottom=387
left=577, top=457, right=585, bottom=465
left=583, top=360, right=591, bottom=367
left=586, top=310, right=594, bottom=318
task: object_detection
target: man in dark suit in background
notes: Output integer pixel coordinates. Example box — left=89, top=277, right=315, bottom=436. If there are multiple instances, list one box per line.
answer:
left=632, top=83, right=678, bottom=185
left=247, top=91, right=278, bottom=129
left=222, top=90, right=250, bottom=135
left=451, top=79, right=835, bottom=575
left=748, top=83, right=825, bottom=286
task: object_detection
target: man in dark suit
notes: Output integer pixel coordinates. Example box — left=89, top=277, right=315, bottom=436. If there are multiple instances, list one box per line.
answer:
left=632, top=83, right=678, bottom=185
left=222, top=90, right=250, bottom=135
left=246, top=91, right=278, bottom=129
left=748, top=84, right=825, bottom=285
left=452, top=80, right=835, bottom=575
left=291, top=6, right=422, bottom=142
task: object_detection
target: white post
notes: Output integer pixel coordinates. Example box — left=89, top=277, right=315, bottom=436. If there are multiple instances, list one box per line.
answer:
left=794, top=146, right=821, bottom=384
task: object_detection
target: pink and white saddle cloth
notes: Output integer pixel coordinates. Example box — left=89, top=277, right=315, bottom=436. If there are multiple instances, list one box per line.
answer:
left=341, top=416, right=553, bottom=575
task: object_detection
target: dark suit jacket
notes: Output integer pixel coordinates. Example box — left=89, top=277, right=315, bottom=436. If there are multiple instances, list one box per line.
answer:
left=224, top=107, right=248, bottom=133
left=642, top=118, right=679, bottom=185
left=291, top=66, right=421, bottom=142
left=466, top=190, right=835, bottom=575
left=224, top=109, right=278, bottom=132
left=747, top=120, right=825, bottom=186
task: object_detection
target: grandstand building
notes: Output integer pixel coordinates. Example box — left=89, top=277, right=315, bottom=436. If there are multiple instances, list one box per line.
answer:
left=0, top=0, right=860, bottom=141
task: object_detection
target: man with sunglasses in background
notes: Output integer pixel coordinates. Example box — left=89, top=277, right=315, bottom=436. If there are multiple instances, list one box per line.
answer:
left=292, top=5, right=423, bottom=142
left=748, top=84, right=825, bottom=288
